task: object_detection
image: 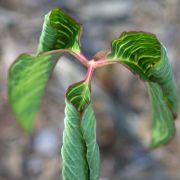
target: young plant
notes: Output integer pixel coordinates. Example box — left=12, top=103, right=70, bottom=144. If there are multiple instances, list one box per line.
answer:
left=8, top=8, right=178, bottom=180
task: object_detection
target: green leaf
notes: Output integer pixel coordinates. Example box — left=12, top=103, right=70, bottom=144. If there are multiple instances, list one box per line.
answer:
left=8, top=8, right=82, bottom=131
left=66, top=80, right=91, bottom=112
left=107, top=31, right=178, bottom=147
left=108, top=32, right=161, bottom=81
left=147, top=82, right=175, bottom=148
left=81, top=104, right=100, bottom=180
left=62, top=81, right=100, bottom=180
left=8, top=53, right=58, bottom=131
left=37, top=7, right=82, bottom=54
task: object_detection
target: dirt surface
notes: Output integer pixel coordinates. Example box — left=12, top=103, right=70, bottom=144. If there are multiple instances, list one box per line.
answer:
left=0, top=0, right=180, bottom=179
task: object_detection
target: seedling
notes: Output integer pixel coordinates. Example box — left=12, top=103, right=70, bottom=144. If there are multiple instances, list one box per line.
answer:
left=8, top=8, right=178, bottom=180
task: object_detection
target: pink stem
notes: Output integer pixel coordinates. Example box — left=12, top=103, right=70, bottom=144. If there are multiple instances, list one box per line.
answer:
left=42, top=49, right=89, bottom=68
left=75, top=51, right=89, bottom=67
left=93, top=59, right=118, bottom=68
left=85, top=63, right=94, bottom=82
left=43, top=49, right=119, bottom=69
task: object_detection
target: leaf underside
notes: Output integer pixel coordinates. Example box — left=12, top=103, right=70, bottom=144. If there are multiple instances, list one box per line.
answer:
left=8, top=8, right=82, bottom=132
left=8, top=54, right=58, bottom=131
left=108, top=31, right=178, bottom=147
left=62, top=81, right=100, bottom=180
left=147, top=82, right=175, bottom=147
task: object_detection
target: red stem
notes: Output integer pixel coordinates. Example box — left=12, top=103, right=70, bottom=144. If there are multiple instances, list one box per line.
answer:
left=42, top=49, right=89, bottom=67
left=85, top=63, right=94, bottom=81
left=43, top=49, right=119, bottom=69
left=75, top=51, right=90, bottom=67
left=93, top=59, right=118, bottom=68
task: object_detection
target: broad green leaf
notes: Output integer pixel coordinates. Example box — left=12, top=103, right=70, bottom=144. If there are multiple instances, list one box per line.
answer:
left=147, top=82, right=175, bottom=147
left=8, top=53, right=58, bottom=131
left=62, top=100, right=89, bottom=179
left=107, top=32, right=178, bottom=147
left=81, top=104, right=100, bottom=180
left=62, top=81, right=100, bottom=180
left=37, top=7, right=81, bottom=54
left=8, top=8, right=82, bottom=131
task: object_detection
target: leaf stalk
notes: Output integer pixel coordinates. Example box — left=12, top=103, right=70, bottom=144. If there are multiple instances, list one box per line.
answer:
left=85, top=61, right=95, bottom=81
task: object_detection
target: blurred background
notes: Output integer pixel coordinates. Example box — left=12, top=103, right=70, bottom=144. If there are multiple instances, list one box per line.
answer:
left=0, top=0, right=180, bottom=179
